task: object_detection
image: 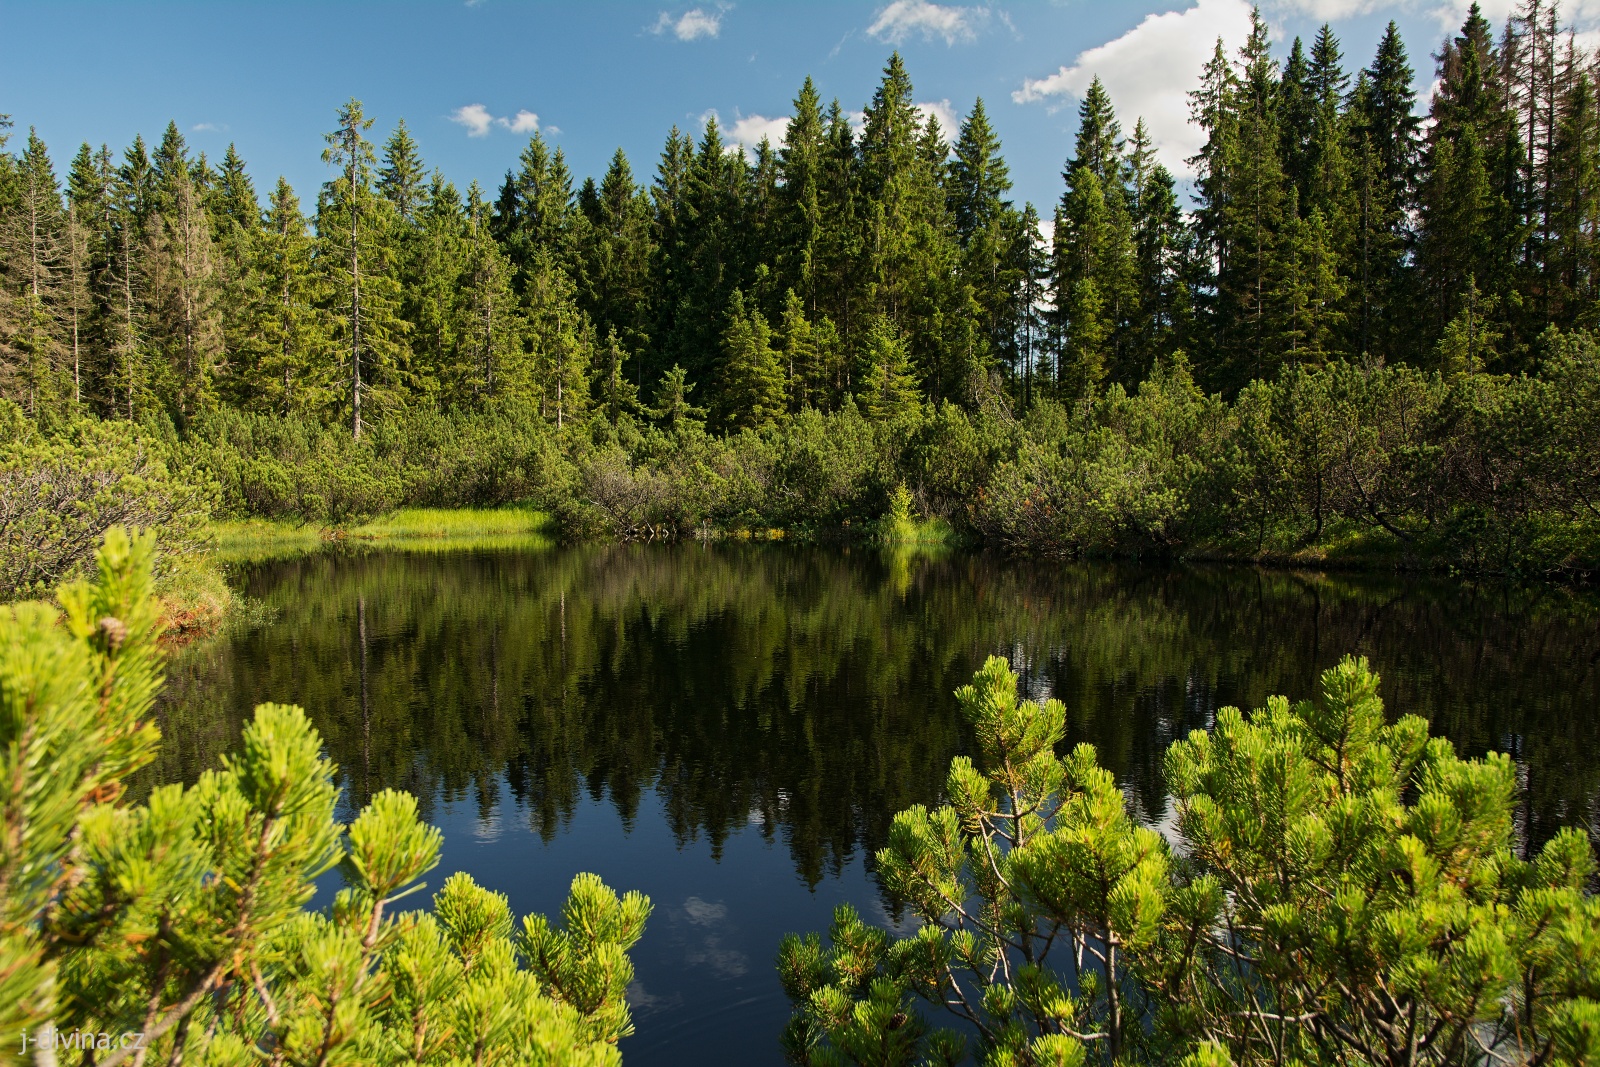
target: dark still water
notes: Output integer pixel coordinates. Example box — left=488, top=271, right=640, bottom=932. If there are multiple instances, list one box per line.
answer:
left=157, top=544, right=1600, bottom=1065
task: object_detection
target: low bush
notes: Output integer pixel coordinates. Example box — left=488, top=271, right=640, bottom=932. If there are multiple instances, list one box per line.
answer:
left=0, top=400, right=213, bottom=601
left=780, top=655, right=1600, bottom=1066
left=0, top=529, right=650, bottom=1065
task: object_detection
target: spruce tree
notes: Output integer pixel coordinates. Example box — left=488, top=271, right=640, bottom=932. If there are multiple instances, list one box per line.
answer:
left=1187, top=38, right=1240, bottom=381
left=1347, top=22, right=1421, bottom=360
left=320, top=98, right=405, bottom=438
left=405, top=173, right=469, bottom=400
left=859, top=53, right=959, bottom=401
left=1547, top=63, right=1600, bottom=328
left=377, top=119, right=427, bottom=226
left=492, top=133, right=578, bottom=282
left=1280, top=36, right=1316, bottom=204
left=1053, top=79, right=1137, bottom=389
left=108, top=136, right=153, bottom=419
left=1126, top=119, right=1187, bottom=374
left=143, top=133, right=222, bottom=418
left=1011, top=201, right=1049, bottom=408
left=1274, top=189, right=1344, bottom=365
left=648, top=362, right=706, bottom=433
left=246, top=178, right=327, bottom=415
left=522, top=251, right=591, bottom=430
left=1417, top=5, right=1523, bottom=369
left=815, top=100, right=864, bottom=352
left=577, top=148, right=654, bottom=365
left=212, top=144, right=259, bottom=232
left=598, top=326, right=641, bottom=425
left=949, top=98, right=1022, bottom=381
left=1193, top=12, right=1289, bottom=391
left=647, top=125, right=696, bottom=382
left=855, top=313, right=919, bottom=421
left=0, top=129, right=65, bottom=416
left=717, top=288, right=786, bottom=430
left=779, top=288, right=820, bottom=411
left=745, top=136, right=781, bottom=314
left=859, top=52, right=923, bottom=325
left=660, top=116, right=749, bottom=386
left=777, top=77, right=827, bottom=315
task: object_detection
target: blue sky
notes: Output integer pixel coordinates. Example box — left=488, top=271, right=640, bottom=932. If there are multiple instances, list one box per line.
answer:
left=2, top=1, right=1586, bottom=218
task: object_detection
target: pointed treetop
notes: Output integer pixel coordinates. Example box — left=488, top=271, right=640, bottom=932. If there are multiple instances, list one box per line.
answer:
left=215, top=143, right=260, bottom=228
left=950, top=97, right=1013, bottom=240
left=1070, top=77, right=1123, bottom=187
left=378, top=119, right=427, bottom=223
left=322, top=98, right=377, bottom=186
left=1309, top=24, right=1348, bottom=104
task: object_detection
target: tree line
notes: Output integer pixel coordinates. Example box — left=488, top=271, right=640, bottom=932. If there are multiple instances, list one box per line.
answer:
left=5, top=2, right=1600, bottom=431
left=1, top=2, right=1597, bottom=587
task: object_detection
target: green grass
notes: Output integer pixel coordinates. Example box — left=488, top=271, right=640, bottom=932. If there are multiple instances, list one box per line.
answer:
left=875, top=515, right=960, bottom=545
left=210, top=504, right=554, bottom=564
left=352, top=505, right=552, bottom=540
left=154, top=554, right=236, bottom=640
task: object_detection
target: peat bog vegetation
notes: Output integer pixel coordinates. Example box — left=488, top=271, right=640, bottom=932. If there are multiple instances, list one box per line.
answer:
left=2, top=1, right=1600, bottom=1064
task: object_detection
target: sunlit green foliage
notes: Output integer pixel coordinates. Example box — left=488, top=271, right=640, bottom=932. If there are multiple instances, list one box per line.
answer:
left=0, top=399, right=213, bottom=600
left=779, top=655, right=1600, bottom=1066
left=0, top=531, right=649, bottom=1064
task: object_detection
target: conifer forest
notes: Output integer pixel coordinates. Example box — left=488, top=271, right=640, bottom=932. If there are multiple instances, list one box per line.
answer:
left=1, top=3, right=1599, bottom=1065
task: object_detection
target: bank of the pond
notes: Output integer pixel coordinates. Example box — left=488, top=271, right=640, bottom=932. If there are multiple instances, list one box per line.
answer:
left=211, top=504, right=557, bottom=561
left=166, top=499, right=1591, bottom=641
left=153, top=505, right=558, bottom=640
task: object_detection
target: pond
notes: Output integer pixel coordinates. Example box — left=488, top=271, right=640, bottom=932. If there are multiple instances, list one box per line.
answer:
left=158, top=543, right=1600, bottom=1066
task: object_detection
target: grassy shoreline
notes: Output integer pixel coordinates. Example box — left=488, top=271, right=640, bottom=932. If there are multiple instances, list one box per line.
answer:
left=157, top=504, right=1586, bottom=643
left=210, top=504, right=556, bottom=562
left=155, top=505, right=555, bottom=641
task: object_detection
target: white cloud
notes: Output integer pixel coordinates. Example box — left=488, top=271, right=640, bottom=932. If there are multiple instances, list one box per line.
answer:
left=449, top=103, right=495, bottom=137
left=726, top=112, right=790, bottom=157
left=1035, top=214, right=1056, bottom=248
left=652, top=7, right=724, bottom=40
left=682, top=897, right=728, bottom=925
left=1267, top=0, right=1389, bottom=15
left=697, top=108, right=787, bottom=158
left=868, top=0, right=987, bottom=45
left=499, top=109, right=539, bottom=133
left=190, top=122, right=227, bottom=133
left=1013, top=0, right=1255, bottom=177
left=451, top=104, right=541, bottom=137
left=916, top=99, right=959, bottom=141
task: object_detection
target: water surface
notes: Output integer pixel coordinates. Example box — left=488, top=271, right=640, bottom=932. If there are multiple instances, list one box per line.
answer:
left=159, top=544, right=1600, bottom=1065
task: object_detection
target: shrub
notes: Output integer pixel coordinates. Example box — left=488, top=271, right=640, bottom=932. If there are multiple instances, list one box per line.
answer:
left=0, top=402, right=213, bottom=601
left=779, top=655, right=1600, bottom=1066
left=0, top=530, right=650, bottom=1064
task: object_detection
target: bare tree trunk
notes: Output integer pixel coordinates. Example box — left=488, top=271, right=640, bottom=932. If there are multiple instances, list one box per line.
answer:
left=280, top=211, right=293, bottom=415
left=349, top=132, right=363, bottom=442
left=181, top=187, right=196, bottom=414
left=122, top=224, right=136, bottom=421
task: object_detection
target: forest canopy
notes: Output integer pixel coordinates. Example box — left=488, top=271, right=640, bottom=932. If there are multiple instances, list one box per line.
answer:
left=8, top=5, right=1600, bottom=424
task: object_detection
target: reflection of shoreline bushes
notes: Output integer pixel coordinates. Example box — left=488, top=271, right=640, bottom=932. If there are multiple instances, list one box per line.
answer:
left=157, top=543, right=1600, bottom=890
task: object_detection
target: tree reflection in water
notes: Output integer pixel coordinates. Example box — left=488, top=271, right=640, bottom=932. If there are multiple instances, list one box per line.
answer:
left=156, top=543, right=1600, bottom=883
